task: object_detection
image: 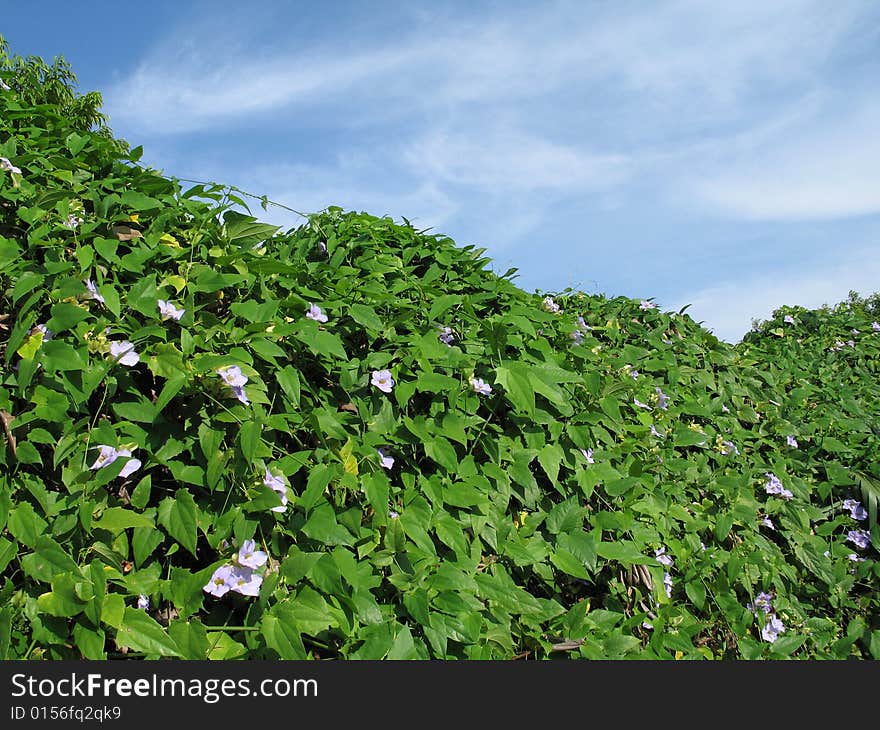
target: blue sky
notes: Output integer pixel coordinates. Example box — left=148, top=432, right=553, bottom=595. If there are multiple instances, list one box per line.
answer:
left=5, top=1, right=880, bottom=341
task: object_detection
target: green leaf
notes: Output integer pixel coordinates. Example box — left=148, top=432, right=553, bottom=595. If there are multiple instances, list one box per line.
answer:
left=348, top=303, right=383, bottom=332
left=7, top=503, right=47, bottom=548
left=120, top=190, right=162, bottom=211
left=46, top=302, right=90, bottom=333
left=73, top=623, right=106, bottom=659
left=21, top=536, right=80, bottom=583
left=158, top=489, right=199, bottom=557
left=101, top=593, right=126, bottom=629
left=238, top=420, right=261, bottom=462
left=302, top=504, right=354, bottom=546
left=425, top=436, right=459, bottom=471
left=685, top=580, right=707, bottom=610
left=116, top=607, right=182, bottom=657
left=37, top=574, right=89, bottom=617
left=167, top=620, right=210, bottom=660
left=0, top=538, right=17, bottom=575
left=92, top=507, right=155, bottom=534
left=595, top=541, right=653, bottom=565
left=551, top=548, right=590, bottom=579
left=428, top=294, right=461, bottom=322
left=276, top=366, right=301, bottom=407
left=262, top=611, right=307, bottom=659
left=495, top=362, right=535, bottom=417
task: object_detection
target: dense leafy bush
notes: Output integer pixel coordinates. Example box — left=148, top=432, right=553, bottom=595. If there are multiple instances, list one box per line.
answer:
left=0, top=43, right=876, bottom=660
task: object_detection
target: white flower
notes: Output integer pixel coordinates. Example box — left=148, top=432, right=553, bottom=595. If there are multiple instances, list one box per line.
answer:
left=109, top=340, right=140, bottom=367
left=470, top=377, right=492, bottom=396
left=377, top=448, right=395, bottom=470
left=0, top=157, right=21, bottom=174
left=84, top=279, right=105, bottom=304
left=263, top=468, right=288, bottom=513
left=542, top=296, right=560, bottom=313
left=118, top=457, right=142, bottom=479
left=217, top=365, right=248, bottom=388
left=306, top=303, right=328, bottom=323
left=157, top=299, right=185, bottom=321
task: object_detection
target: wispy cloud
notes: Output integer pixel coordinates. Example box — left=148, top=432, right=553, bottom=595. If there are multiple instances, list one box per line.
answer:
left=101, top=0, right=880, bottom=336
left=685, top=100, right=880, bottom=220
left=671, top=244, right=880, bottom=342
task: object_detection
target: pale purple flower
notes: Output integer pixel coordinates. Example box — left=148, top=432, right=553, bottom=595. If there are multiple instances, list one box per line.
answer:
left=306, top=303, right=328, bottom=323
left=438, top=326, right=455, bottom=345
left=630, top=369, right=639, bottom=379
left=137, top=594, right=149, bottom=611
left=217, top=365, right=248, bottom=388
left=786, top=435, right=798, bottom=449
left=109, top=340, right=140, bottom=367
left=377, top=448, right=395, bottom=469
left=230, top=566, right=263, bottom=597
left=639, top=300, right=657, bottom=311
left=231, top=385, right=250, bottom=405
left=371, top=369, right=395, bottom=393
left=542, top=296, right=560, bottom=313
left=576, top=316, right=590, bottom=331
left=783, top=315, right=795, bottom=325
left=263, top=468, right=288, bottom=512
left=842, top=499, right=867, bottom=521
left=830, top=340, right=845, bottom=352
left=471, top=377, right=492, bottom=396
left=634, top=398, right=651, bottom=409
left=846, top=529, right=870, bottom=549
left=90, top=445, right=120, bottom=470
left=847, top=339, right=855, bottom=348
left=655, top=387, right=670, bottom=410
left=203, top=564, right=235, bottom=597
left=35, top=324, right=53, bottom=341
left=157, top=299, right=185, bottom=321
left=571, top=330, right=584, bottom=345
left=852, top=329, right=860, bottom=335
left=0, top=157, right=21, bottom=174
left=720, top=440, right=738, bottom=456
left=764, top=473, right=793, bottom=500
left=84, top=279, right=105, bottom=304
left=761, top=614, right=785, bottom=643
left=237, top=539, right=268, bottom=569
left=721, top=404, right=730, bottom=413
left=118, top=457, right=141, bottom=479
left=63, top=213, right=83, bottom=229
left=662, top=572, right=673, bottom=598
left=700, top=542, right=707, bottom=552
left=848, top=553, right=866, bottom=563
left=0, top=78, right=9, bottom=91
left=753, top=591, right=774, bottom=614
left=761, top=516, right=776, bottom=530
left=318, top=241, right=327, bottom=254
left=642, top=621, right=654, bottom=630
left=872, top=322, right=880, bottom=332
left=650, top=424, right=663, bottom=438
left=579, top=448, right=594, bottom=464
left=655, top=547, right=674, bottom=568
left=388, top=510, right=399, bottom=519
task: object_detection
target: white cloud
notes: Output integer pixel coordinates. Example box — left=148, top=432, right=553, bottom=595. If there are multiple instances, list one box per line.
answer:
left=686, top=100, right=880, bottom=220
left=106, top=1, right=867, bottom=135
left=406, top=130, right=630, bottom=193
left=671, top=247, right=880, bottom=342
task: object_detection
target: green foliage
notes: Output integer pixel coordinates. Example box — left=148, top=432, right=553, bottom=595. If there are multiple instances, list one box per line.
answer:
left=0, top=43, right=876, bottom=660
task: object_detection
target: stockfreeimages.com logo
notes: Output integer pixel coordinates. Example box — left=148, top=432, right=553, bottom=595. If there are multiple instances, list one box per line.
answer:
left=11, top=673, right=318, bottom=704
